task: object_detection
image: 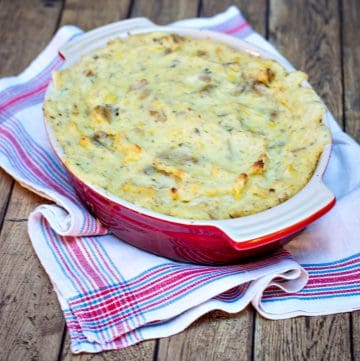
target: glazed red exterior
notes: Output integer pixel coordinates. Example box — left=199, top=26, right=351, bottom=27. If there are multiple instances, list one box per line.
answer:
left=68, top=169, right=335, bottom=265
left=45, top=26, right=337, bottom=265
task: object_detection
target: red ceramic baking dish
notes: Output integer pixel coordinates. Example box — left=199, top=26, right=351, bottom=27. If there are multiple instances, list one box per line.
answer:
left=44, top=22, right=336, bottom=265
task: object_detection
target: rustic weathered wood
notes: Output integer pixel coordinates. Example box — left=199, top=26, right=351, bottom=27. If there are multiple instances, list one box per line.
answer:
left=157, top=310, right=253, bottom=361
left=254, top=314, right=352, bottom=361
left=343, top=0, right=360, bottom=141
left=254, top=1, right=351, bottom=360
left=131, top=0, right=199, bottom=24
left=0, top=184, right=65, bottom=361
left=0, top=2, right=65, bottom=361
left=201, top=0, right=267, bottom=36
left=0, top=0, right=63, bottom=258
left=0, top=171, right=13, bottom=228
left=0, top=0, right=63, bottom=76
left=353, top=311, right=360, bottom=361
left=268, top=0, right=343, bottom=125
left=60, top=0, right=132, bottom=30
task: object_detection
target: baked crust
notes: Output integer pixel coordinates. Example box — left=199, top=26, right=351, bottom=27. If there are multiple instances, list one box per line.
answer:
left=44, top=32, right=331, bottom=220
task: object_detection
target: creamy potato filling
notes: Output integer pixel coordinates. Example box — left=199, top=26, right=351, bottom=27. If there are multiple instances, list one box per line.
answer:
left=44, top=32, right=331, bottom=220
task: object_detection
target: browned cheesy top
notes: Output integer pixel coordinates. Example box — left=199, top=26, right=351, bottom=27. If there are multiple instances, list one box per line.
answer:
left=44, top=32, right=331, bottom=220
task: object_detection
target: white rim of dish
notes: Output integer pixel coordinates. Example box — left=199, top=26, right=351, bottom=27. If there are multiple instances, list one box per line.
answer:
left=44, top=24, right=335, bottom=243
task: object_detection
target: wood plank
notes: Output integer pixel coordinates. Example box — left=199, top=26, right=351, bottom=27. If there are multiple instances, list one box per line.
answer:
left=254, top=314, right=352, bottom=361
left=201, top=0, right=267, bottom=36
left=60, top=0, right=132, bottom=30
left=131, top=0, right=199, bottom=24
left=0, top=0, right=63, bottom=76
left=343, top=0, right=360, bottom=141
left=254, top=1, right=351, bottom=360
left=0, top=183, right=65, bottom=361
left=0, top=170, right=13, bottom=228
left=0, top=0, right=63, bottom=250
left=157, top=310, right=253, bottom=361
left=268, top=0, right=343, bottom=125
left=0, top=2, right=65, bottom=360
left=58, top=2, right=158, bottom=359
left=353, top=312, right=360, bottom=361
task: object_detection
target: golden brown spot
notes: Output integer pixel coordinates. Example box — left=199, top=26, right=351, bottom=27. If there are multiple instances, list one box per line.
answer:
left=254, top=159, right=264, bottom=168
left=92, top=105, right=111, bottom=123
left=170, top=187, right=179, bottom=200
left=232, top=173, right=248, bottom=199
left=239, top=173, right=248, bottom=181
left=250, top=158, right=266, bottom=175
left=200, top=84, right=215, bottom=93
left=153, top=161, right=185, bottom=180
left=71, top=104, right=79, bottom=115
left=84, top=69, right=94, bottom=77
left=256, top=67, right=275, bottom=85
left=196, top=50, right=208, bottom=56
left=171, top=34, right=185, bottom=43
left=92, top=130, right=112, bottom=145
left=279, top=193, right=289, bottom=203
left=149, top=110, right=167, bottom=122
left=229, top=210, right=245, bottom=218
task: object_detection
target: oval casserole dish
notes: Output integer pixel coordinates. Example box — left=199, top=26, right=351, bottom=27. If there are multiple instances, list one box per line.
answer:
left=43, top=24, right=335, bottom=264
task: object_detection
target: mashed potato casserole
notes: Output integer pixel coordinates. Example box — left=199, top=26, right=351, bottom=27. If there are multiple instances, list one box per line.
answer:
left=44, top=32, right=331, bottom=219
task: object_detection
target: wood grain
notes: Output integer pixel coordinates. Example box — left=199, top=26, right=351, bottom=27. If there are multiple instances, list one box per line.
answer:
left=0, top=184, right=65, bottom=361
left=0, top=0, right=63, bottom=261
left=343, top=0, right=360, bottom=141
left=157, top=310, right=253, bottom=361
left=254, top=1, right=351, bottom=359
left=201, top=0, right=267, bottom=36
left=268, top=0, right=343, bottom=125
left=254, top=314, right=352, bottom=361
left=60, top=0, right=132, bottom=30
left=131, top=0, right=199, bottom=24
left=0, top=0, right=63, bottom=76
left=353, top=311, right=360, bottom=361
left=0, top=2, right=65, bottom=360
left=0, top=170, right=13, bottom=228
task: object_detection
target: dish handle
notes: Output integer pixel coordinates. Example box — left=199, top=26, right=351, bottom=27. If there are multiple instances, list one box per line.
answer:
left=216, top=180, right=335, bottom=250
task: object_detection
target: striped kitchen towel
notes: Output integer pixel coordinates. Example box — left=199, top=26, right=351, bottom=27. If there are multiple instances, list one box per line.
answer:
left=0, top=6, right=359, bottom=353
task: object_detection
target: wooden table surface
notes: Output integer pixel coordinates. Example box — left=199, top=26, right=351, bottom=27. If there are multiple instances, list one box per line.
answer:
left=0, top=0, right=359, bottom=360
